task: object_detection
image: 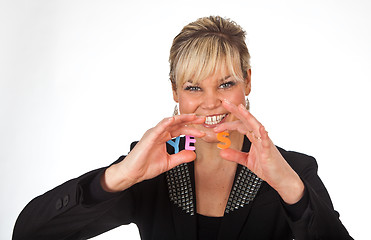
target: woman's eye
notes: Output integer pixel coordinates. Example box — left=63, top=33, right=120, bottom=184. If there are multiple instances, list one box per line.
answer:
left=184, top=86, right=201, bottom=91
left=219, top=81, right=236, bottom=89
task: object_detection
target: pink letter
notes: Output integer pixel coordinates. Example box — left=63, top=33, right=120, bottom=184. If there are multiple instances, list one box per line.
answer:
left=185, top=135, right=196, bottom=150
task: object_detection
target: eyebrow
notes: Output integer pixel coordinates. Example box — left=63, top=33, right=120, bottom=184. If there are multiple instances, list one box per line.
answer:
left=185, top=75, right=232, bottom=85
left=218, top=75, right=231, bottom=82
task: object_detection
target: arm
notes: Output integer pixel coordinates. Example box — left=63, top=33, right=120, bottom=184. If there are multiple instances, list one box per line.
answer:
left=13, top=114, right=206, bottom=240
left=282, top=153, right=353, bottom=239
left=12, top=164, right=136, bottom=240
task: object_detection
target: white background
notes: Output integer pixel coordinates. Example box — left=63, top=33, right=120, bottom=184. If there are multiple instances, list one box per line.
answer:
left=1, top=0, right=370, bottom=239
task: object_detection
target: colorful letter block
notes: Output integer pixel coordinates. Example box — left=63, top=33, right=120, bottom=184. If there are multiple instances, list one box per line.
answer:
left=167, top=136, right=196, bottom=153
left=217, top=131, right=231, bottom=149
left=185, top=135, right=196, bottom=150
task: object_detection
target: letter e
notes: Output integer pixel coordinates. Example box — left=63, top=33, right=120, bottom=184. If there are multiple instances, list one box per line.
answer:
left=185, top=135, right=196, bottom=150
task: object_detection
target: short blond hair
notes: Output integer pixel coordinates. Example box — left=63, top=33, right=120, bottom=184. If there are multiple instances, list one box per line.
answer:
left=169, top=16, right=251, bottom=90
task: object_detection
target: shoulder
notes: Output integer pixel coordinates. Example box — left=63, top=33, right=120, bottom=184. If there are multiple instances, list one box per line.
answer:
left=276, top=146, right=318, bottom=175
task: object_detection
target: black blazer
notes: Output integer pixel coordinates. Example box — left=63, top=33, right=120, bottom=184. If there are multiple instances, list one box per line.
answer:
left=13, top=137, right=353, bottom=240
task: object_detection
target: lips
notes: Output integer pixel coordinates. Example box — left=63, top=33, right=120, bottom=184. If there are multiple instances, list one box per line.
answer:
left=203, top=113, right=228, bottom=127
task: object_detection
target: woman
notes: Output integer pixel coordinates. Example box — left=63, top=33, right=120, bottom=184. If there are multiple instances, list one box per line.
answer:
left=13, top=16, right=352, bottom=240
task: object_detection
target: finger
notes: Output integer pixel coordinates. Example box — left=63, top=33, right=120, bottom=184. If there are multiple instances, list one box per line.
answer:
left=222, top=100, right=246, bottom=122
left=222, top=100, right=258, bottom=134
left=168, top=150, right=196, bottom=169
left=187, top=115, right=206, bottom=125
left=236, top=104, right=267, bottom=142
left=213, top=121, right=249, bottom=134
left=221, top=101, right=264, bottom=143
left=165, top=115, right=205, bottom=136
left=164, top=115, right=205, bottom=133
left=219, top=148, right=249, bottom=166
left=153, top=117, right=176, bottom=135
left=260, top=125, right=271, bottom=149
left=154, top=114, right=202, bottom=136
left=172, top=114, right=205, bottom=126
left=170, top=125, right=206, bottom=138
left=237, top=104, right=262, bottom=130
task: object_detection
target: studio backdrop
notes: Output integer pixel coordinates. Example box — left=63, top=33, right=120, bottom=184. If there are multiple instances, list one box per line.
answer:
left=1, top=0, right=370, bottom=239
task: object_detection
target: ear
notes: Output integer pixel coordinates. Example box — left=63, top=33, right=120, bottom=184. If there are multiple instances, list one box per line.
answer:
left=244, top=69, right=252, bottom=96
left=172, top=88, right=179, bottom=103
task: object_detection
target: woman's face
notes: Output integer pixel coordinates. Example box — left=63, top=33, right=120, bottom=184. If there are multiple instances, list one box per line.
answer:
left=173, top=67, right=251, bottom=143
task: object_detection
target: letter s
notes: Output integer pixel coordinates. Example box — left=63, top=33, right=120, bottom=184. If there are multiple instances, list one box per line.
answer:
left=217, top=131, right=231, bottom=149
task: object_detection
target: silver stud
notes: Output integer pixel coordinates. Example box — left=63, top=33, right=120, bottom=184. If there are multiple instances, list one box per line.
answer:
left=166, top=163, right=195, bottom=215
left=225, top=166, right=263, bottom=213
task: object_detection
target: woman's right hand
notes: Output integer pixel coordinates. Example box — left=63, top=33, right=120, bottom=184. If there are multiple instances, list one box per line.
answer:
left=101, top=114, right=205, bottom=192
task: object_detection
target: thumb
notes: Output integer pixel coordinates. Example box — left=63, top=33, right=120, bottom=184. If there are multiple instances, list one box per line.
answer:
left=220, top=148, right=249, bottom=166
left=167, top=150, right=196, bottom=169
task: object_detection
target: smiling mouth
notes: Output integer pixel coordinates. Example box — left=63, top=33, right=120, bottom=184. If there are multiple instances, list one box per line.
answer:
left=204, top=113, right=228, bottom=127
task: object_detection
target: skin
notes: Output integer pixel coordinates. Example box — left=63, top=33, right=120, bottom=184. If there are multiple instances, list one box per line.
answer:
left=101, top=66, right=304, bottom=217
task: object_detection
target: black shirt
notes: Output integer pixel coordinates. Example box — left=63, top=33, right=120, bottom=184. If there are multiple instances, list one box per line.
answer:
left=197, top=213, right=223, bottom=240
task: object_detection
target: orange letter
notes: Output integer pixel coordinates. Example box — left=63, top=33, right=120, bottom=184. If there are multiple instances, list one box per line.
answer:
left=217, top=131, right=231, bottom=149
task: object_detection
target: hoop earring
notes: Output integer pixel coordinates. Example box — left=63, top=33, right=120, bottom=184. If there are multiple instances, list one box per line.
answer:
left=173, top=104, right=179, bottom=116
left=246, top=97, right=250, bottom=110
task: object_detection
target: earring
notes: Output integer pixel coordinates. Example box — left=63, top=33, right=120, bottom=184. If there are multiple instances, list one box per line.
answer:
left=246, top=97, right=250, bottom=110
left=173, top=104, right=179, bottom=116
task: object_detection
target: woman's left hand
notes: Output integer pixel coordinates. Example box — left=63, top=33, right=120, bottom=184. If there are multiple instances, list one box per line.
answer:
left=214, top=100, right=305, bottom=204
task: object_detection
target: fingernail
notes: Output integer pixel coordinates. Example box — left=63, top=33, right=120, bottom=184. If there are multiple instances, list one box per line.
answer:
left=223, top=99, right=231, bottom=104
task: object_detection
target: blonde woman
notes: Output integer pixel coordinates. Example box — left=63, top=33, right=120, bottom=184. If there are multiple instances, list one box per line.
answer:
left=13, top=16, right=352, bottom=240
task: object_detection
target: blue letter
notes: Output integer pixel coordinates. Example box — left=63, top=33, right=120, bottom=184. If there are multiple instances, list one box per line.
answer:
left=167, top=136, right=180, bottom=153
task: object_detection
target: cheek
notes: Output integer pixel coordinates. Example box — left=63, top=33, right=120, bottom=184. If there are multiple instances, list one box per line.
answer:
left=178, top=95, right=199, bottom=114
left=226, top=90, right=246, bottom=106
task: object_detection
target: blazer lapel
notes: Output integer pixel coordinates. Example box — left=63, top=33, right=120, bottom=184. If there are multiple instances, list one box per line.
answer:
left=167, top=160, right=198, bottom=240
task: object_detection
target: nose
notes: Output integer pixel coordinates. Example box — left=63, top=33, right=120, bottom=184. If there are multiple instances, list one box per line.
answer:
left=201, top=90, right=221, bottom=110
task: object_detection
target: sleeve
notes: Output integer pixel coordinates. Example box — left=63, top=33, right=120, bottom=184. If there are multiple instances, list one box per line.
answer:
left=281, top=152, right=353, bottom=240
left=282, top=186, right=310, bottom=222
left=12, top=156, right=137, bottom=240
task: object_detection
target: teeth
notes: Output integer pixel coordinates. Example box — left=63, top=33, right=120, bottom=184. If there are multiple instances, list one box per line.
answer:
left=205, top=114, right=227, bottom=125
